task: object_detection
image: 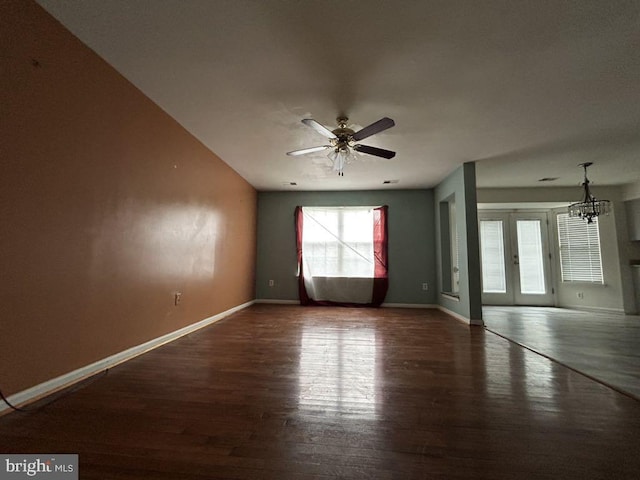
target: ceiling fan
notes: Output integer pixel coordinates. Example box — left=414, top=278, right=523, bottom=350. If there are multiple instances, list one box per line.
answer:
left=287, top=116, right=396, bottom=176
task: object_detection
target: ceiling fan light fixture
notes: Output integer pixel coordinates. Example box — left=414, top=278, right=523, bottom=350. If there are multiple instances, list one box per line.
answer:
left=568, top=162, right=610, bottom=224
left=327, top=147, right=356, bottom=176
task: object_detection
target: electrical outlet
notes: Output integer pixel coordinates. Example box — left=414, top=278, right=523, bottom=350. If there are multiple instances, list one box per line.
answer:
left=422, top=283, right=429, bottom=291
left=577, top=292, right=584, bottom=299
left=174, top=292, right=182, bottom=306
left=269, top=280, right=274, bottom=287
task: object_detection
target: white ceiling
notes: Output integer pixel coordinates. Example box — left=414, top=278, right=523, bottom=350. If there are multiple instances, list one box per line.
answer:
left=37, top=0, right=640, bottom=191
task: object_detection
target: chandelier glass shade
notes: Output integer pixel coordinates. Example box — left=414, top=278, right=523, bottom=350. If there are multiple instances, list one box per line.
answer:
left=568, top=162, right=610, bottom=224
left=327, top=146, right=356, bottom=176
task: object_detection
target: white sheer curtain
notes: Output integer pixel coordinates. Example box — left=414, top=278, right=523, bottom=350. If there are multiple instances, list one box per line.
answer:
left=301, top=207, right=375, bottom=304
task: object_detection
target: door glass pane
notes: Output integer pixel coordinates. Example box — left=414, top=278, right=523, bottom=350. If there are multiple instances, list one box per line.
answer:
left=480, top=220, right=506, bottom=293
left=516, top=220, right=546, bottom=294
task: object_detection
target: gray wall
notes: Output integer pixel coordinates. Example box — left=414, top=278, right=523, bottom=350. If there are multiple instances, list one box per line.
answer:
left=435, top=163, right=483, bottom=324
left=256, top=190, right=436, bottom=305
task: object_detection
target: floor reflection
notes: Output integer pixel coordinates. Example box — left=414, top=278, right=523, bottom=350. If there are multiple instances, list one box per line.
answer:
left=298, top=325, right=378, bottom=418
left=481, top=320, right=567, bottom=420
left=522, top=345, right=555, bottom=404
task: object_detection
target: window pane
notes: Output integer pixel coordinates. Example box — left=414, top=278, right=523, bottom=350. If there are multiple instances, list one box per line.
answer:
left=516, top=220, right=546, bottom=294
left=304, top=210, right=338, bottom=242
left=342, top=210, right=373, bottom=242
left=480, top=220, right=507, bottom=293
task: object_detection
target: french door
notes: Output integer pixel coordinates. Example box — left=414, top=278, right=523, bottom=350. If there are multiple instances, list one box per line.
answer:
left=479, top=212, right=554, bottom=306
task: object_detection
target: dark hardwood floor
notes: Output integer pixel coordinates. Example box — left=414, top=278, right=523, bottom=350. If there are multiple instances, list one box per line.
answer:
left=1, top=304, right=640, bottom=479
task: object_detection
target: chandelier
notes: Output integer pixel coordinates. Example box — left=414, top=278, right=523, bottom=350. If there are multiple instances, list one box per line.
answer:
left=568, top=162, right=610, bottom=224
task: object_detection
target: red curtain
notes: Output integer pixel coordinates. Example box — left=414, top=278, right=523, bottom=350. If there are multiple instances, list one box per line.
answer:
left=372, top=205, right=389, bottom=306
left=295, top=206, right=311, bottom=305
left=295, top=205, right=389, bottom=307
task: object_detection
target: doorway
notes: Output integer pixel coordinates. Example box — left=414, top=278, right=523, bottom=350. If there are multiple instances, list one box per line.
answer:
left=479, top=212, right=554, bottom=306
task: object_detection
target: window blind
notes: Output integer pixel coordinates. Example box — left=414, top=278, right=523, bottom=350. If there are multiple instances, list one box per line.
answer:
left=556, top=213, right=603, bottom=283
left=480, top=220, right=507, bottom=293
left=516, top=220, right=546, bottom=294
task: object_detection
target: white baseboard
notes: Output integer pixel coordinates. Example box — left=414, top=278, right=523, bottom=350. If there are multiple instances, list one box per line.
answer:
left=256, top=300, right=440, bottom=309
left=254, top=299, right=299, bottom=305
left=437, top=305, right=484, bottom=326
left=381, top=303, right=437, bottom=309
left=1, top=300, right=255, bottom=415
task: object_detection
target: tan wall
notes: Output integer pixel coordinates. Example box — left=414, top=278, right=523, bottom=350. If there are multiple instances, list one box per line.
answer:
left=0, top=0, right=257, bottom=395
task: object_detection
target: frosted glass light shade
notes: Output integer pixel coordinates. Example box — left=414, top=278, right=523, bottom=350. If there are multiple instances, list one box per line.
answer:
left=327, top=148, right=356, bottom=176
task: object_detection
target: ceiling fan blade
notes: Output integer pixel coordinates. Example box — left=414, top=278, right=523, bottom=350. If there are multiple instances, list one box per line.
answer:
left=353, top=144, right=396, bottom=159
left=286, top=145, right=331, bottom=156
left=301, top=119, right=337, bottom=139
left=352, top=117, right=395, bottom=141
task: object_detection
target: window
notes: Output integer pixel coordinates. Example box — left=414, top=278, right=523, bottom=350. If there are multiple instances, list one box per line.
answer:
left=556, top=212, right=603, bottom=283
left=302, top=207, right=375, bottom=277
left=295, top=206, right=389, bottom=306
